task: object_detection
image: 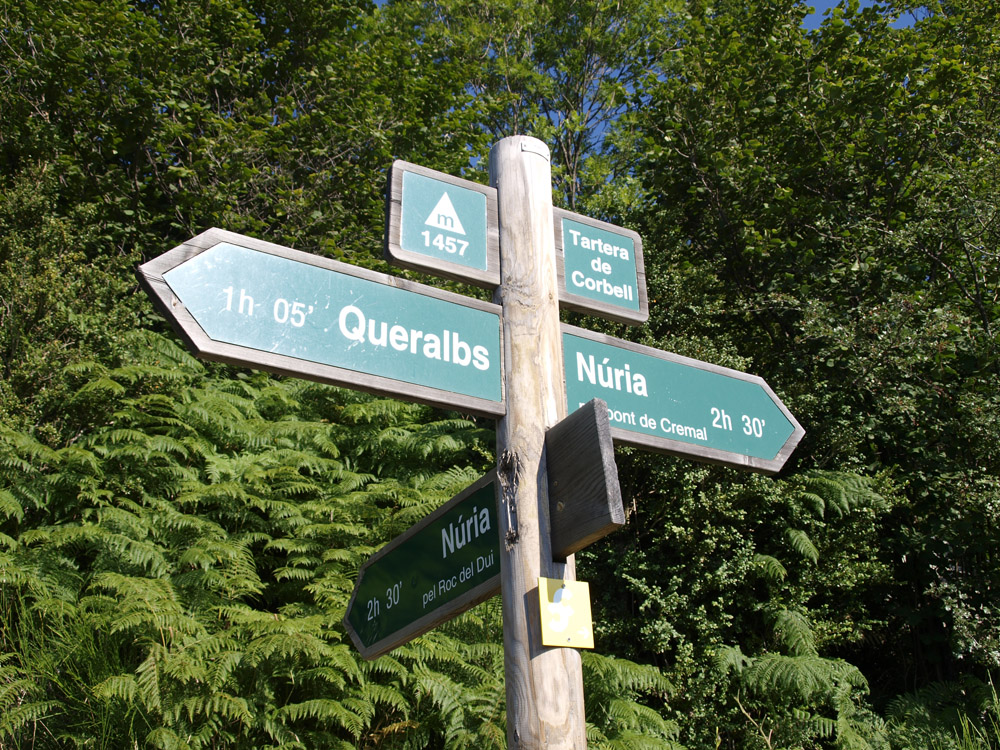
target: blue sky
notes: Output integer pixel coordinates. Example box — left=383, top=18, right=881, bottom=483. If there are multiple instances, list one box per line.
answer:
left=801, top=0, right=917, bottom=29
left=802, top=0, right=869, bottom=29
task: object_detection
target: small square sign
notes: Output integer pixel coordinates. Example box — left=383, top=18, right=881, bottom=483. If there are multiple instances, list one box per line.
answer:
left=538, top=577, right=594, bottom=649
left=553, top=207, right=648, bottom=325
left=400, top=170, right=489, bottom=271
left=385, top=160, right=500, bottom=288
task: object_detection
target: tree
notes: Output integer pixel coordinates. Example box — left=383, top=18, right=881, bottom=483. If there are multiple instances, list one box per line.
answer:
left=381, top=0, right=671, bottom=211
left=0, top=1, right=673, bottom=746
left=614, top=0, right=999, bottom=743
left=3, top=0, right=998, bottom=746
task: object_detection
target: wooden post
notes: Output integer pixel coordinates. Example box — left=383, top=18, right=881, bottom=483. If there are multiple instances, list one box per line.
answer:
left=490, top=136, right=587, bottom=748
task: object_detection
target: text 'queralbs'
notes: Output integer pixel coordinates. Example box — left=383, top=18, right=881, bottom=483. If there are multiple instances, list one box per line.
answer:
left=137, top=228, right=505, bottom=417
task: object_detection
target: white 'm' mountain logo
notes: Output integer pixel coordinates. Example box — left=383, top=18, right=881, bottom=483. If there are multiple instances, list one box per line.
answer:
left=424, top=192, right=466, bottom=235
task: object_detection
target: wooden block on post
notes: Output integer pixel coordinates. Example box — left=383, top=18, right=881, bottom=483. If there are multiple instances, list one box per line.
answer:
left=546, top=398, right=625, bottom=560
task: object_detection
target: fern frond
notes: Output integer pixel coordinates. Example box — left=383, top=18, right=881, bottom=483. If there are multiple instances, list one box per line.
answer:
left=785, top=527, right=819, bottom=564
left=743, top=650, right=867, bottom=706
left=768, top=609, right=818, bottom=657
left=136, top=649, right=164, bottom=713
left=0, top=698, right=61, bottom=737
left=145, top=726, right=192, bottom=750
left=752, top=553, right=787, bottom=582
left=77, top=375, right=128, bottom=396
left=714, top=645, right=749, bottom=675
left=198, top=692, right=253, bottom=724
left=361, top=682, right=410, bottom=715
left=800, top=491, right=827, bottom=518
left=0, top=489, right=24, bottom=522
left=93, top=673, right=140, bottom=703
left=583, top=651, right=673, bottom=696
left=127, top=329, right=205, bottom=370
left=798, top=470, right=886, bottom=518
left=792, top=707, right=837, bottom=737
left=102, top=533, right=170, bottom=577
left=0, top=426, right=59, bottom=468
left=277, top=699, right=365, bottom=737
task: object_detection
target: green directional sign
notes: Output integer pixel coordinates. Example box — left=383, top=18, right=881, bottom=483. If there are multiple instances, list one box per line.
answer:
left=562, top=325, right=804, bottom=474
left=137, top=229, right=505, bottom=416
left=555, top=208, right=648, bottom=326
left=344, top=473, right=501, bottom=660
left=385, top=160, right=500, bottom=288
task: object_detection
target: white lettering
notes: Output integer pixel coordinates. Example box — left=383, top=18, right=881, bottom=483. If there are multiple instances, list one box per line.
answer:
left=659, top=417, right=708, bottom=441
left=452, top=333, right=471, bottom=366
left=339, top=305, right=365, bottom=342
left=566, top=226, right=630, bottom=261
left=569, top=270, right=634, bottom=301
left=335, top=304, right=492, bottom=371
left=473, top=345, right=489, bottom=371
left=575, top=352, right=648, bottom=397
left=389, top=324, right=408, bottom=351
left=368, top=319, right=387, bottom=346
left=423, top=333, right=442, bottom=360
left=441, top=505, right=491, bottom=560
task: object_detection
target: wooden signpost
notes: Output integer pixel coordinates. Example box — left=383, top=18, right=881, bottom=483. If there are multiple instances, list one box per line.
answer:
left=343, top=399, right=622, bottom=661
left=137, top=228, right=505, bottom=417
left=140, top=135, right=804, bottom=750
left=489, top=136, right=586, bottom=748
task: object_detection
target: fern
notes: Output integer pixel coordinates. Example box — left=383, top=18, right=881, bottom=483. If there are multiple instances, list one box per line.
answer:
left=797, top=470, right=888, bottom=520
left=581, top=651, right=680, bottom=748
left=719, top=606, right=877, bottom=749
left=785, top=527, right=820, bottom=565
left=1, top=323, right=682, bottom=748
left=768, top=609, right=818, bottom=657
left=752, top=553, right=788, bottom=582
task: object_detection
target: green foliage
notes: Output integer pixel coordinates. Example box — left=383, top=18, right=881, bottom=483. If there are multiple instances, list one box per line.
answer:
left=2, top=0, right=999, bottom=746
left=385, top=0, right=676, bottom=210
left=0, top=330, right=491, bottom=747
left=888, top=677, right=1000, bottom=750
left=584, top=462, right=898, bottom=747
left=716, top=610, right=884, bottom=750
left=583, top=652, right=682, bottom=749
left=623, top=0, right=999, bottom=742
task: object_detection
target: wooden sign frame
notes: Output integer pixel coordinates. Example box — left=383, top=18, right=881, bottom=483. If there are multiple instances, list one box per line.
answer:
left=384, top=160, right=501, bottom=288
left=138, top=228, right=506, bottom=417
left=554, top=207, right=649, bottom=325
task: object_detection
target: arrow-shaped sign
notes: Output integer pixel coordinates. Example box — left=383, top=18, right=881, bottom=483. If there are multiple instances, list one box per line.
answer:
left=137, top=228, right=505, bottom=417
left=343, top=399, right=623, bottom=660
left=344, top=472, right=501, bottom=661
left=562, top=325, right=804, bottom=474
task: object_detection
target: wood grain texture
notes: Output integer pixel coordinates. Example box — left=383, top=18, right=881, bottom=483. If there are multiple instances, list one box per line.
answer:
left=546, top=398, right=624, bottom=560
left=553, top=207, right=648, bottom=325
left=384, top=160, right=501, bottom=287
left=490, top=137, right=588, bottom=750
left=136, top=227, right=506, bottom=417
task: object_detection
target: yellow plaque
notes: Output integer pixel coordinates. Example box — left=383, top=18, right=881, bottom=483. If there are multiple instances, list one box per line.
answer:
left=538, top=577, right=595, bottom=649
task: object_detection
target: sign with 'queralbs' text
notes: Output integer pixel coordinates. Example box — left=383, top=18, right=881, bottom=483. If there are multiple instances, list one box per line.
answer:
left=137, top=228, right=505, bottom=417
